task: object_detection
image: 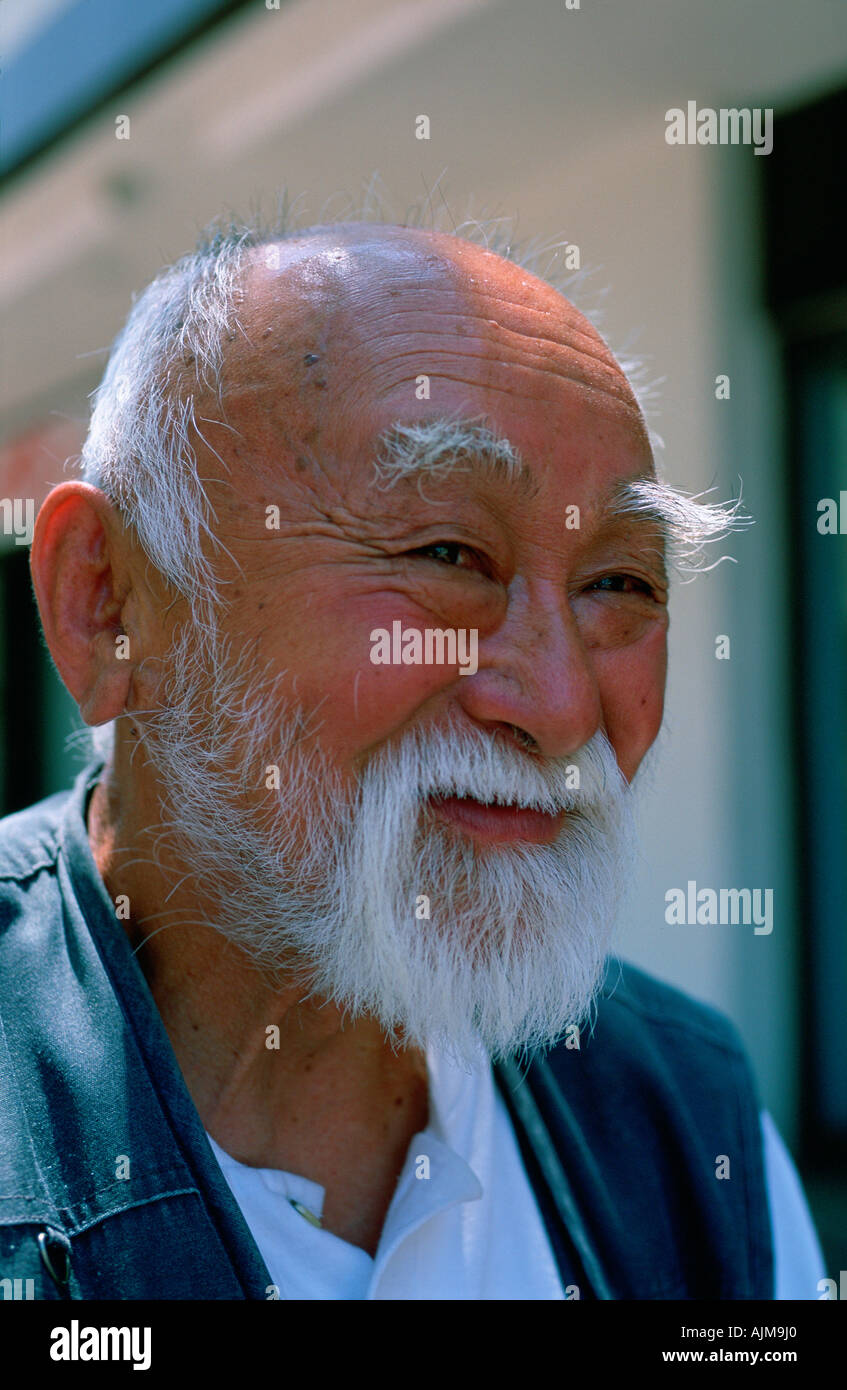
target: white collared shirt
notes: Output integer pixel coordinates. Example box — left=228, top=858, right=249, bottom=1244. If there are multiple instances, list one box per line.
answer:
left=206, top=1041, right=825, bottom=1300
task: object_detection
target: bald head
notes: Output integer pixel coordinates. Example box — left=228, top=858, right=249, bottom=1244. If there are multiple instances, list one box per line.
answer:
left=197, top=222, right=651, bottom=538
left=231, top=222, right=645, bottom=430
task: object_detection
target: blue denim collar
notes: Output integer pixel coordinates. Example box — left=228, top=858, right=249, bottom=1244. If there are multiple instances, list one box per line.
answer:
left=52, top=758, right=272, bottom=1293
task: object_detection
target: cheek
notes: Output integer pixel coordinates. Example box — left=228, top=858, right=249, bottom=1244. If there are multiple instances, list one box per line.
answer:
left=336, top=663, right=454, bottom=762
left=594, top=629, right=667, bottom=782
left=258, top=610, right=463, bottom=770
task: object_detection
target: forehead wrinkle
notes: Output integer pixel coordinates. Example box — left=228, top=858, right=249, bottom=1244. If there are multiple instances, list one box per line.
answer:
left=337, top=305, right=633, bottom=405
left=459, top=292, right=620, bottom=370
left=335, top=293, right=614, bottom=368
left=404, top=371, right=646, bottom=424
left=333, top=327, right=645, bottom=422
left=356, top=338, right=631, bottom=404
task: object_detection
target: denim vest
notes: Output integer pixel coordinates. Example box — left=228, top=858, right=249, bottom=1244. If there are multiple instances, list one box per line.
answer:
left=0, top=762, right=773, bottom=1300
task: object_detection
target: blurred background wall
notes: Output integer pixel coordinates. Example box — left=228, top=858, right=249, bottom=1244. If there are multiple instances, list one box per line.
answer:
left=1, top=0, right=845, bottom=1271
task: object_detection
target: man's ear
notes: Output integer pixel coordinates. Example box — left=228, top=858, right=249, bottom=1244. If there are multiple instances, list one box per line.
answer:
left=30, top=482, right=136, bottom=726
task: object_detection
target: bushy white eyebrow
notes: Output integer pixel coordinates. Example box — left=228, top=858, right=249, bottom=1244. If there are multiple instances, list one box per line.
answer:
left=609, top=476, right=753, bottom=577
left=372, top=418, right=533, bottom=493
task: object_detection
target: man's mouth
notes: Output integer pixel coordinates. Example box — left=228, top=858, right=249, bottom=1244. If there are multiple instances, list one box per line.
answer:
left=427, top=793, right=567, bottom=845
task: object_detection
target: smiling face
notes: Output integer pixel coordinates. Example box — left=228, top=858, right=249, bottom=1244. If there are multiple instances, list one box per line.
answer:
left=127, top=224, right=667, bottom=1057
left=195, top=225, right=668, bottom=821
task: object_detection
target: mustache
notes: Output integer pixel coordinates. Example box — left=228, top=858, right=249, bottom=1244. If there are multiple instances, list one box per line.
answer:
left=363, top=717, right=624, bottom=822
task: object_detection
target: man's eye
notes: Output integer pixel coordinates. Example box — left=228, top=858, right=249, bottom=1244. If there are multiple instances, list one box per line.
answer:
left=588, top=574, right=657, bottom=597
left=411, top=541, right=480, bottom=570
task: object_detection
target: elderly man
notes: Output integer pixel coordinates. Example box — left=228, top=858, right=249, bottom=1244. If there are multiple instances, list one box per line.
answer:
left=0, top=219, right=824, bottom=1300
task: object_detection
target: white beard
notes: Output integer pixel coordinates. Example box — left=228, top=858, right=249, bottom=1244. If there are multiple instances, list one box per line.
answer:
left=135, top=624, right=640, bottom=1068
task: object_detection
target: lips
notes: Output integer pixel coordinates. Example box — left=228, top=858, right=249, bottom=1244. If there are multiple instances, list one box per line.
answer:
left=427, top=793, right=566, bottom=845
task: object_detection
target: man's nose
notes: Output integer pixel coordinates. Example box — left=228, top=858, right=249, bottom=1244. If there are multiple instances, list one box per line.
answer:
left=454, top=580, right=603, bottom=760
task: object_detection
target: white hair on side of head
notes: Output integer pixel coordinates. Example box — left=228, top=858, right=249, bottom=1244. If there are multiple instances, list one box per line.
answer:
left=78, top=220, right=284, bottom=764
left=80, top=228, right=256, bottom=626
